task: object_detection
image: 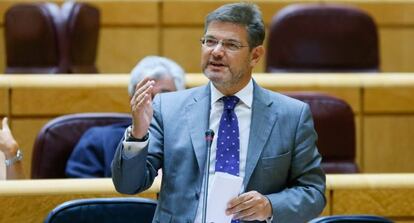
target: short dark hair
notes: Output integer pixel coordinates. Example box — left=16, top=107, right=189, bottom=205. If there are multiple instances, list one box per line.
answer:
left=204, top=2, right=265, bottom=48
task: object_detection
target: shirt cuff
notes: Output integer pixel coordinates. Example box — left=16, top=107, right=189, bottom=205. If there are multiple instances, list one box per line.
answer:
left=122, top=128, right=149, bottom=159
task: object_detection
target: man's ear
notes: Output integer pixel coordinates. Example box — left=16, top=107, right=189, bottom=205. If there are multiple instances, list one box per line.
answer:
left=250, top=45, right=265, bottom=67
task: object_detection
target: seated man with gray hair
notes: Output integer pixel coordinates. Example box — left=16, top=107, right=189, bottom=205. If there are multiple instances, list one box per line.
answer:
left=66, top=56, right=185, bottom=178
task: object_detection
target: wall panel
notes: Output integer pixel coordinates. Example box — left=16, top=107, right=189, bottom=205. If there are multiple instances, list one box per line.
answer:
left=363, top=116, right=414, bottom=172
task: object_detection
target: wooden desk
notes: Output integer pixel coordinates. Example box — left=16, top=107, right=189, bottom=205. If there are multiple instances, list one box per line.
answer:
left=0, top=78, right=8, bottom=116
left=0, top=178, right=160, bottom=223
left=327, top=174, right=414, bottom=222
left=0, top=174, right=413, bottom=223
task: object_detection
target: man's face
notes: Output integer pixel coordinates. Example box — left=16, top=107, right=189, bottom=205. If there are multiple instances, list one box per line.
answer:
left=150, top=75, right=177, bottom=98
left=201, top=21, right=263, bottom=94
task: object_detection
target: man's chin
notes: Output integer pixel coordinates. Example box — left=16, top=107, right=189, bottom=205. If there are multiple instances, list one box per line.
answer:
left=204, top=70, right=222, bottom=82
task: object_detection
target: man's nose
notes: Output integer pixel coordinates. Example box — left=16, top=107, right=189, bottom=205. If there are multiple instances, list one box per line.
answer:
left=211, top=42, right=225, bottom=56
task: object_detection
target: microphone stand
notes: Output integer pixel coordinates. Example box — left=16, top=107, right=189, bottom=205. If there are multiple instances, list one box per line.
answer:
left=202, top=129, right=214, bottom=223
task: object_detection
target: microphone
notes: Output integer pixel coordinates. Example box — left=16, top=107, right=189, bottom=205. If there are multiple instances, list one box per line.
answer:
left=202, top=129, right=214, bottom=223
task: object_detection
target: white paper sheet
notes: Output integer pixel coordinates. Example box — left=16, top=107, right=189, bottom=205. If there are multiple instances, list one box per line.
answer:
left=206, top=172, right=243, bottom=223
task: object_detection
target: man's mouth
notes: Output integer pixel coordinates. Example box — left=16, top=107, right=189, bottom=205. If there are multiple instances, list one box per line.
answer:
left=208, top=61, right=226, bottom=67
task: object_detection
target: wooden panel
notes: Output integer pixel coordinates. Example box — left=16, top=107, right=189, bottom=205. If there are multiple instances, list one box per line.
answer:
left=328, top=174, right=414, bottom=220
left=162, top=28, right=203, bottom=73
left=364, top=75, right=414, bottom=112
left=333, top=189, right=414, bottom=218
left=12, top=118, right=51, bottom=177
left=162, top=1, right=224, bottom=25
left=321, top=191, right=331, bottom=216
left=10, top=75, right=129, bottom=115
left=0, top=1, right=17, bottom=25
left=350, top=2, right=414, bottom=26
left=98, top=28, right=159, bottom=73
left=365, top=87, right=414, bottom=113
left=0, top=174, right=412, bottom=223
left=0, top=1, right=159, bottom=26
left=0, top=178, right=159, bottom=223
left=0, top=28, right=5, bottom=75
left=94, top=0, right=158, bottom=26
left=363, top=116, right=414, bottom=172
left=380, top=28, right=414, bottom=72
left=12, top=87, right=129, bottom=115
left=0, top=194, right=154, bottom=223
left=355, top=117, right=362, bottom=171
left=0, top=77, right=8, bottom=115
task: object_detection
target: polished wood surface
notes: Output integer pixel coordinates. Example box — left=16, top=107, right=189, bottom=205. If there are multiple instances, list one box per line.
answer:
left=9, top=75, right=130, bottom=115
left=363, top=75, right=414, bottom=113
left=0, top=178, right=160, bottom=223
left=328, top=174, right=414, bottom=222
left=0, top=174, right=413, bottom=222
left=0, top=78, right=8, bottom=115
left=363, top=116, right=414, bottom=172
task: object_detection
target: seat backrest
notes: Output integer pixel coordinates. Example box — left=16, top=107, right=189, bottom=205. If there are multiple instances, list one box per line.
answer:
left=61, top=1, right=100, bottom=73
left=285, top=92, right=358, bottom=173
left=308, top=215, right=394, bottom=223
left=31, top=113, right=131, bottom=178
left=266, top=3, right=379, bottom=73
left=4, top=3, right=69, bottom=74
left=44, top=197, right=157, bottom=223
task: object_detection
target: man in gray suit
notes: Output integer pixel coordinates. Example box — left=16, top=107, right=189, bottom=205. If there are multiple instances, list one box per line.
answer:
left=112, top=2, right=326, bottom=223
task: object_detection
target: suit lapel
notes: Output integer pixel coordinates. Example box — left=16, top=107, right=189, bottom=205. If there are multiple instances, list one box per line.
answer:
left=185, top=85, right=211, bottom=176
left=244, top=82, right=278, bottom=187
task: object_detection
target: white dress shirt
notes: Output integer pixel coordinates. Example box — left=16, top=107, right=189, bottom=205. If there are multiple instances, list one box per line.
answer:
left=194, top=79, right=253, bottom=223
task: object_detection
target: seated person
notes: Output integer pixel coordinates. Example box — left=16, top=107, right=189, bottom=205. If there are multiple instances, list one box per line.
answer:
left=0, top=117, right=24, bottom=180
left=65, top=56, right=185, bottom=177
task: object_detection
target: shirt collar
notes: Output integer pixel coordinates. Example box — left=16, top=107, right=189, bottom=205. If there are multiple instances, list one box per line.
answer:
left=210, top=79, right=253, bottom=108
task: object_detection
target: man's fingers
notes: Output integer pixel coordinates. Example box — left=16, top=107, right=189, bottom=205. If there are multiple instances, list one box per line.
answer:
left=228, top=192, right=251, bottom=209
left=227, top=193, right=254, bottom=214
left=132, top=79, right=154, bottom=102
left=134, top=77, right=152, bottom=92
left=131, top=85, right=153, bottom=108
left=227, top=191, right=272, bottom=221
left=132, top=93, right=150, bottom=111
left=1, top=117, right=10, bottom=132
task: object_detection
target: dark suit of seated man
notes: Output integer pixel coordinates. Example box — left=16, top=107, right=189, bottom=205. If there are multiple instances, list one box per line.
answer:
left=65, top=56, right=185, bottom=178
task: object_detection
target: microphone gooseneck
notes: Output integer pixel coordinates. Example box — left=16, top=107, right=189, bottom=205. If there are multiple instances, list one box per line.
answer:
left=202, top=129, right=214, bottom=223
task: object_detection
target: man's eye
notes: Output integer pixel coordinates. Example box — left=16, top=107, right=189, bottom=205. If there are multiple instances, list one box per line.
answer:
left=205, top=39, right=217, bottom=46
left=225, top=42, right=239, bottom=50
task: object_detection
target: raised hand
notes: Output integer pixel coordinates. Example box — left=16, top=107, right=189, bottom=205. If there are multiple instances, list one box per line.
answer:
left=130, top=77, right=155, bottom=138
left=0, top=117, right=19, bottom=156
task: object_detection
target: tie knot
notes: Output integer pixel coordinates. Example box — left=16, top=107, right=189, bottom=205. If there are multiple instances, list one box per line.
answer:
left=222, top=96, right=239, bottom=111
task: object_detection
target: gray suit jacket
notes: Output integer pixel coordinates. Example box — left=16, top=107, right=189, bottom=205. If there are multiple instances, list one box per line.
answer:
left=112, top=81, right=326, bottom=223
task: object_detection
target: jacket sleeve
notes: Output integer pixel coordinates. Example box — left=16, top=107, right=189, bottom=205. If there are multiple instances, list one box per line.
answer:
left=111, top=95, right=164, bottom=194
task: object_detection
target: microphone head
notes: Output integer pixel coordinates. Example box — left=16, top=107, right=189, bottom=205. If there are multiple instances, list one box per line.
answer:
left=205, top=129, right=215, bottom=142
